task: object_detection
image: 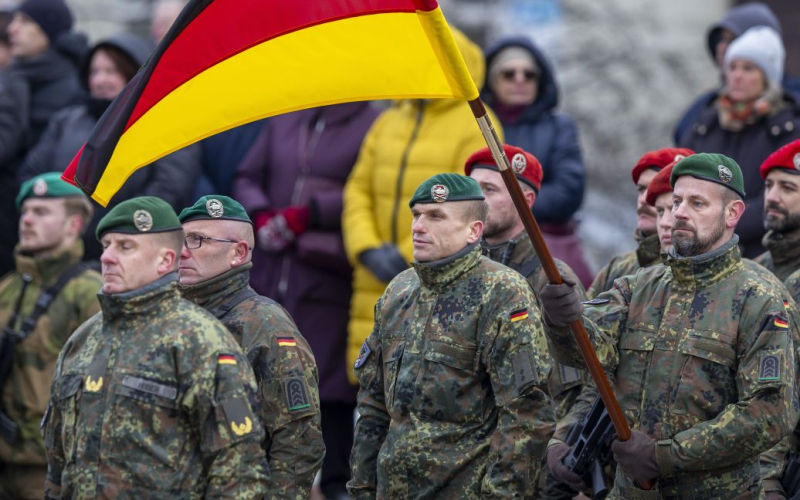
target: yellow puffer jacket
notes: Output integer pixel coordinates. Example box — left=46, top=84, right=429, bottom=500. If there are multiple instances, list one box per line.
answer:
left=342, top=29, right=503, bottom=384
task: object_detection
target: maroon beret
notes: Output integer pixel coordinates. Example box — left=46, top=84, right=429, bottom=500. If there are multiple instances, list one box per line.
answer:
left=760, top=139, right=800, bottom=180
left=632, top=147, right=695, bottom=184
left=464, top=144, right=543, bottom=192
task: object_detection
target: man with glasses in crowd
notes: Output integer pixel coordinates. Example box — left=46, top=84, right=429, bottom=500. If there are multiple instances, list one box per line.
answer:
left=178, top=195, right=324, bottom=500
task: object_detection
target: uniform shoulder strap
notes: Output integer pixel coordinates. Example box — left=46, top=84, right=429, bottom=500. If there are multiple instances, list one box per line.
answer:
left=18, top=262, right=90, bottom=339
left=215, top=287, right=258, bottom=320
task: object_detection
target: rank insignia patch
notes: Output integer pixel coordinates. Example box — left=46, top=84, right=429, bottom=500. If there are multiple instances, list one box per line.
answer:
left=354, top=340, right=371, bottom=369
left=277, top=337, right=296, bottom=347
left=222, top=397, right=255, bottom=437
left=509, top=308, right=529, bottom=322
left=759, top=354, right=781, bottom=381
left=85, top=375, right=103, bottom=393
left=284, top=378, right=310, bottom=412
left=218, top=354, right=237, bottom=365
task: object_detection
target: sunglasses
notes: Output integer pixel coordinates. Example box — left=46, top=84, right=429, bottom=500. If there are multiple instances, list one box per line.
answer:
left=500, top=68, right=538, bottom=82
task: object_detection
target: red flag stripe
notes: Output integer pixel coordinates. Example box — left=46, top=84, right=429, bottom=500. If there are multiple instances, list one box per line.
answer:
left=129, top=0, right=432, bottom=131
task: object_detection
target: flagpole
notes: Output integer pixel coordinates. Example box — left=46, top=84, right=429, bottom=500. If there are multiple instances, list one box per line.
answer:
left=467, top=98, right=654, bottom=491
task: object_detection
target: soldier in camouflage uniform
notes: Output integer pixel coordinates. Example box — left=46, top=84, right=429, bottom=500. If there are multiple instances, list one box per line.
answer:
left=540, top=154, right=798, bottom=499
left=0, top=174, right=101, bottom=500
left=348, top=173, right=556, bottom=499
left=587, top=148, right=694, bottom=298
left=42, top=196, right=268, bottom=499
left=178, top=195, right=324, bottom=499
left=467, top=145, right=590, bottom=498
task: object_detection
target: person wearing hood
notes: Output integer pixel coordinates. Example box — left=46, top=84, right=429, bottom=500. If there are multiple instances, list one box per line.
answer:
left=18, top=33, right=201, bottom=262
left=678, top=26, right=800, bottom=258
left=673, top=2, right=800, bottom=145
left=341, top=28, right=502, bottom=389
left=482, top=36, right=592, bottom=287
left=7, top=0, right=87, bottom=147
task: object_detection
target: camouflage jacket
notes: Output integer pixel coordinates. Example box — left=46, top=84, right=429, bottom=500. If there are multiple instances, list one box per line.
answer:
left=42, top=273, right=269, bottom=499
left=755, top=229, right=800, bottom=283
left=544, top=236, right=797, bottom=499
left=586, top=230, right=661, bottom=299
left=0, top=241, right=100, bottom=467
left=181, top=264, right=324, bottom=500
left=482, top=231, right=590, bottom=420
left=348, top=243, right=555, bottom=499
left=788, top=269, right=800, bottom=304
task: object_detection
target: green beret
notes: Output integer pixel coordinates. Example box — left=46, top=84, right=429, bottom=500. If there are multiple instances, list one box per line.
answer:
left=178, top=195, right=252, bottom=224
left=670, top=153, right=746, bottom=198
left=96, top=196, right=181, bottom=240
left=16, top=172, right=87, bottom=210
left=409, top=173, right=485, bottom=208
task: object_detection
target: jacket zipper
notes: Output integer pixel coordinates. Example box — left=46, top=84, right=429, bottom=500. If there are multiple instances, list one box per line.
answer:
left=390, top=102, right=425, bottom=244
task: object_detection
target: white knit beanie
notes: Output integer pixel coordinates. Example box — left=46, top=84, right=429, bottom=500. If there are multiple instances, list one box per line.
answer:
left=724, top=26, right=785, bottom=89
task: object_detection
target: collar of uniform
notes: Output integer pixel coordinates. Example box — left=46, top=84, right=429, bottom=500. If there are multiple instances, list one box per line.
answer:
left=481, top=230, right=538, bottom=270
left=413, top=242, right=482, bottom=291
left=14, top=239, right=84, bottom=286
left=762, top=229, right=800, bottom=267
left=180, top=263, right=252, bottom=312
left=666, top=235, right=742, bottom=288
left=98, top=271, right=180, bottom=320
left=634, top=230, right=661, bottom=268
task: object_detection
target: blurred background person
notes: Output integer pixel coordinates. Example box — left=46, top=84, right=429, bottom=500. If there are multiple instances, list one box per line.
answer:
left=481, top=35, right=592, bottom=287
left=234, top=102, right=379, bottom=500
left=18, top=33, right=200, bottom=261
left=150, top=0, right=186, bottom=44
left=678, top=26, right=800, bottom=258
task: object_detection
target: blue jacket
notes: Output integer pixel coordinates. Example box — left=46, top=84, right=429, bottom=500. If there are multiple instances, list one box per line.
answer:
left=482, top=36, right=585, bottom=225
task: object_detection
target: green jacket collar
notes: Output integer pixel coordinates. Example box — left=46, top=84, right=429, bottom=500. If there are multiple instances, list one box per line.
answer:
left=763, top=229, right=800, bottom=267
left=667, top=235, right=742, bottom=289
left=481, top=231, right=538, bottom=271
left=14, top=240, right=84, bottom=286
left=634, top=229, right=662, bottom=268
left=413, top=242, right=482, bottom=292
left=180, top=263, right=252, bottom=315
left=98, top=272, right=179, bottom=320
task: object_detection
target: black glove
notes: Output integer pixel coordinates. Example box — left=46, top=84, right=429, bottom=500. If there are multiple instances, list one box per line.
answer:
left=539, top=279, right=583, bottom=327
left=359, top=245, right=408, bottom=282
left=611, top=430, right=660, bottom=483
left=546, top=443, right=586, bottom=492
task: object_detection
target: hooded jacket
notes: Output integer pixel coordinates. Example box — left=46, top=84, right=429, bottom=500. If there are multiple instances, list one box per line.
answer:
left=341, top=29, right=502, bottom=383
left=482, top=36, right=585, bottom=225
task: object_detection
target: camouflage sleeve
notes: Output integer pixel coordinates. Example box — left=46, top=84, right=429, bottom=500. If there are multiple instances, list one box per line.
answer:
left=42, top=351, right=64, bottom=500
left=74, top=272, right=102, bottom=324
left=788, top=271, right=800, bottom=305
left=760, top=436, right=790, bottom=494
left=184, top=346, right=269, bottom=498
left=347, top=307, right=387, bottom=500
left=586, top=261, right=613, bottom=299
left=481, top=297, right=556, bottom=496
left=548, top=378, right=599, bottom=447
left=656, top=305, right=797, bottom=477
left=255, top=323, right=324, bottom=500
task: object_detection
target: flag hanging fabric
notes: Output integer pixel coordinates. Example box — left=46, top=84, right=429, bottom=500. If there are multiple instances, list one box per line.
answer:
left=63, top=0, right=480, bottom=206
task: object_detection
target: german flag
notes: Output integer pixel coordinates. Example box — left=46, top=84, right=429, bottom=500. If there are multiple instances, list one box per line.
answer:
left=62, top=0, right=479, bottom=206
left=218, top=354, right=237, bottom=365
left=774, top=317, right=789, bottom=329
left=277, top=337, right=297, bottom=347
left=509, top=308, right=529, bottom=323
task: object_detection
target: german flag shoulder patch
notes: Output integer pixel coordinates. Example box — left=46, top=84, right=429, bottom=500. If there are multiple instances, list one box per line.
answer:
left=774, top=317, right=789, bottom=329
left=218, top=354, right=237, bottom=366
left=277, top=337, right=296, bottom=347
left=509, top=308, right=529, bottom=323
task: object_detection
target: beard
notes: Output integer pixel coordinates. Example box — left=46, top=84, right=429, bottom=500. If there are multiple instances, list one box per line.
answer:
left=672, top=216, right=726, bottom=257
left=764, top=202, right=800, bottom=232
left=482, top=214, right=516, bottom=241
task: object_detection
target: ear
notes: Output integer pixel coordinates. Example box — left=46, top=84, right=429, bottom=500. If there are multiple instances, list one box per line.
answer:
left=156, top=248, right=178, bottom=275
left=65, top=214, right=83, bottom=237
left=231, top=240, right=250, bottom=267
left=725, top=199, right=746, bottom=229
left=466, top=220, right=483, bottom=244
left=525, top=189, right=537, bottom=209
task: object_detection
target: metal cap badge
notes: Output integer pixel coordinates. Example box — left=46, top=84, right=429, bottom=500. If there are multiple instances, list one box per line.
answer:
left=718, top=165, right=733, bottom=184
left=33, top=179, right=48, bottom=196
left=794, top=153, right=800, bottom=171
left=511, top=153, right=527, bottom=174
left=206, top=198, right=224, bottom=218
left=431, top=184, right=449, bottom=203
left=133, top=210, right=153, bottom=232
left=674, top=154, right=686, bottom=162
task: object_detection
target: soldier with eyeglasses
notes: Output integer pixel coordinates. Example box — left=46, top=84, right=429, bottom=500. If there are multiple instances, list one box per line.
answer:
left=178, top=195, right=324, bottom=500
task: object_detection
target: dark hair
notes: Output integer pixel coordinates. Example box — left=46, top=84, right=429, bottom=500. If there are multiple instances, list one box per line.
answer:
left=461, top=200, right=490, bottom=224
left=92, top=45, right=139, bottom=83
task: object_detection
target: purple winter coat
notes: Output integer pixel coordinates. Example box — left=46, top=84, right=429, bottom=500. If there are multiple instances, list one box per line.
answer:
left=233, top=102, right=379, bottom=403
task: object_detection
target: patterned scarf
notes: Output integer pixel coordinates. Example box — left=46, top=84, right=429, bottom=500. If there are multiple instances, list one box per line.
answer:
left=717, top=87, right=783, bottom=132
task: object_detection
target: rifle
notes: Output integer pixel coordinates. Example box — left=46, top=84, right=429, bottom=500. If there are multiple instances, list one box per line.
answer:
left=0, top=273, right=32, bottom=445
left=468, top=98, right=653, bottom=491
left=563, top=395, right=614, bottom=499
left=783, top=451, right=800, bottom=500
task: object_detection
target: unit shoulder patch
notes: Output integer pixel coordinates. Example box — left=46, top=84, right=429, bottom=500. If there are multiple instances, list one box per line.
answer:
left=284, top=377, right=311, bottom=412
left=354, top=340, right=371, bottom=369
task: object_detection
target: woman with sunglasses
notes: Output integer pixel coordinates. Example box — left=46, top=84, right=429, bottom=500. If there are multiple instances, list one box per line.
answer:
left=482, top=36, right=592, bottom=288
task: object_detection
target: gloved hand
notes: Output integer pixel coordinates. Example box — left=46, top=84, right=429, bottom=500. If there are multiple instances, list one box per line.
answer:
left=611, top=430, right=660, bottom=483
left=546, top=443, right=586, bottom=492
left=359, top=245, right=408, bottom=282
left=256, top=206, right=310, bottom=253
left=538, top=279, right=583, bottom=327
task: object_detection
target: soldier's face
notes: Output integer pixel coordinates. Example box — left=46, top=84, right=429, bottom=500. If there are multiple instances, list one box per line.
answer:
left=470, top=168, right=535, bottom=244
left=100, top=233, right=167, bottom=294
left=179, top=219, right=250, bottom=285
left=636, top=169, right=659, bottom=236
left=18, top=198, right=72, bottom=255
left=411, top=203, right=483, bottom=262
left=654, top=192, right=674, bottom=252
left=764, top=170, right=800, bottom=233
left=671, top=178, right=741, bottom=257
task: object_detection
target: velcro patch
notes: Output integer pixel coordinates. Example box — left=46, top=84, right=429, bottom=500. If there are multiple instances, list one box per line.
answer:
left=511, top=348, right=536, bottom=395
left=222, top=397, right=255, bottom=438
left=284, top=378, right=311, bottom=412
left=122, top=375, right=178, bottom=400
left=559, top=364, right=582, bottom=385
left=758, top=354, right=781, bottom=382
left=582, top=298, right=610, bottom=305
left=354, top=340, right=371, bottom=369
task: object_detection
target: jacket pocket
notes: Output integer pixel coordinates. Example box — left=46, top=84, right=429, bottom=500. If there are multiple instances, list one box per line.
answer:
left=109, top=375, right=181, bottom=468
left=615, top=329, right=655, bottom=424
left=51, top=374, right=82, bottom=462
left=382, top=338, right=404, bottom=411
left=419, top=337, right=484, bottom=424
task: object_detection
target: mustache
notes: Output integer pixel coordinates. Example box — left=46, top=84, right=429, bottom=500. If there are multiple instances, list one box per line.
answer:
left=672, top=220, right=695, bottom=233
left=764, top=202, right=788, bottom=216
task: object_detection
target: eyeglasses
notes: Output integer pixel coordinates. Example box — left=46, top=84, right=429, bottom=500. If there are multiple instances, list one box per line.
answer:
left=500, top=68, right=538, bottom=82
left=184, top=234, right=239, bottom=249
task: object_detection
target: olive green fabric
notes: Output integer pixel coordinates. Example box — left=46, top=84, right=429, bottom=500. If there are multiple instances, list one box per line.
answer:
left=96, top=196, right=182, bottom=240
left=179, top=195, right=252, bottom=224
left=670, top=152, right=745, bottom=198
left=408, top=173, right=485, bottom=207
left=15, top=172, right=86, bottom=210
